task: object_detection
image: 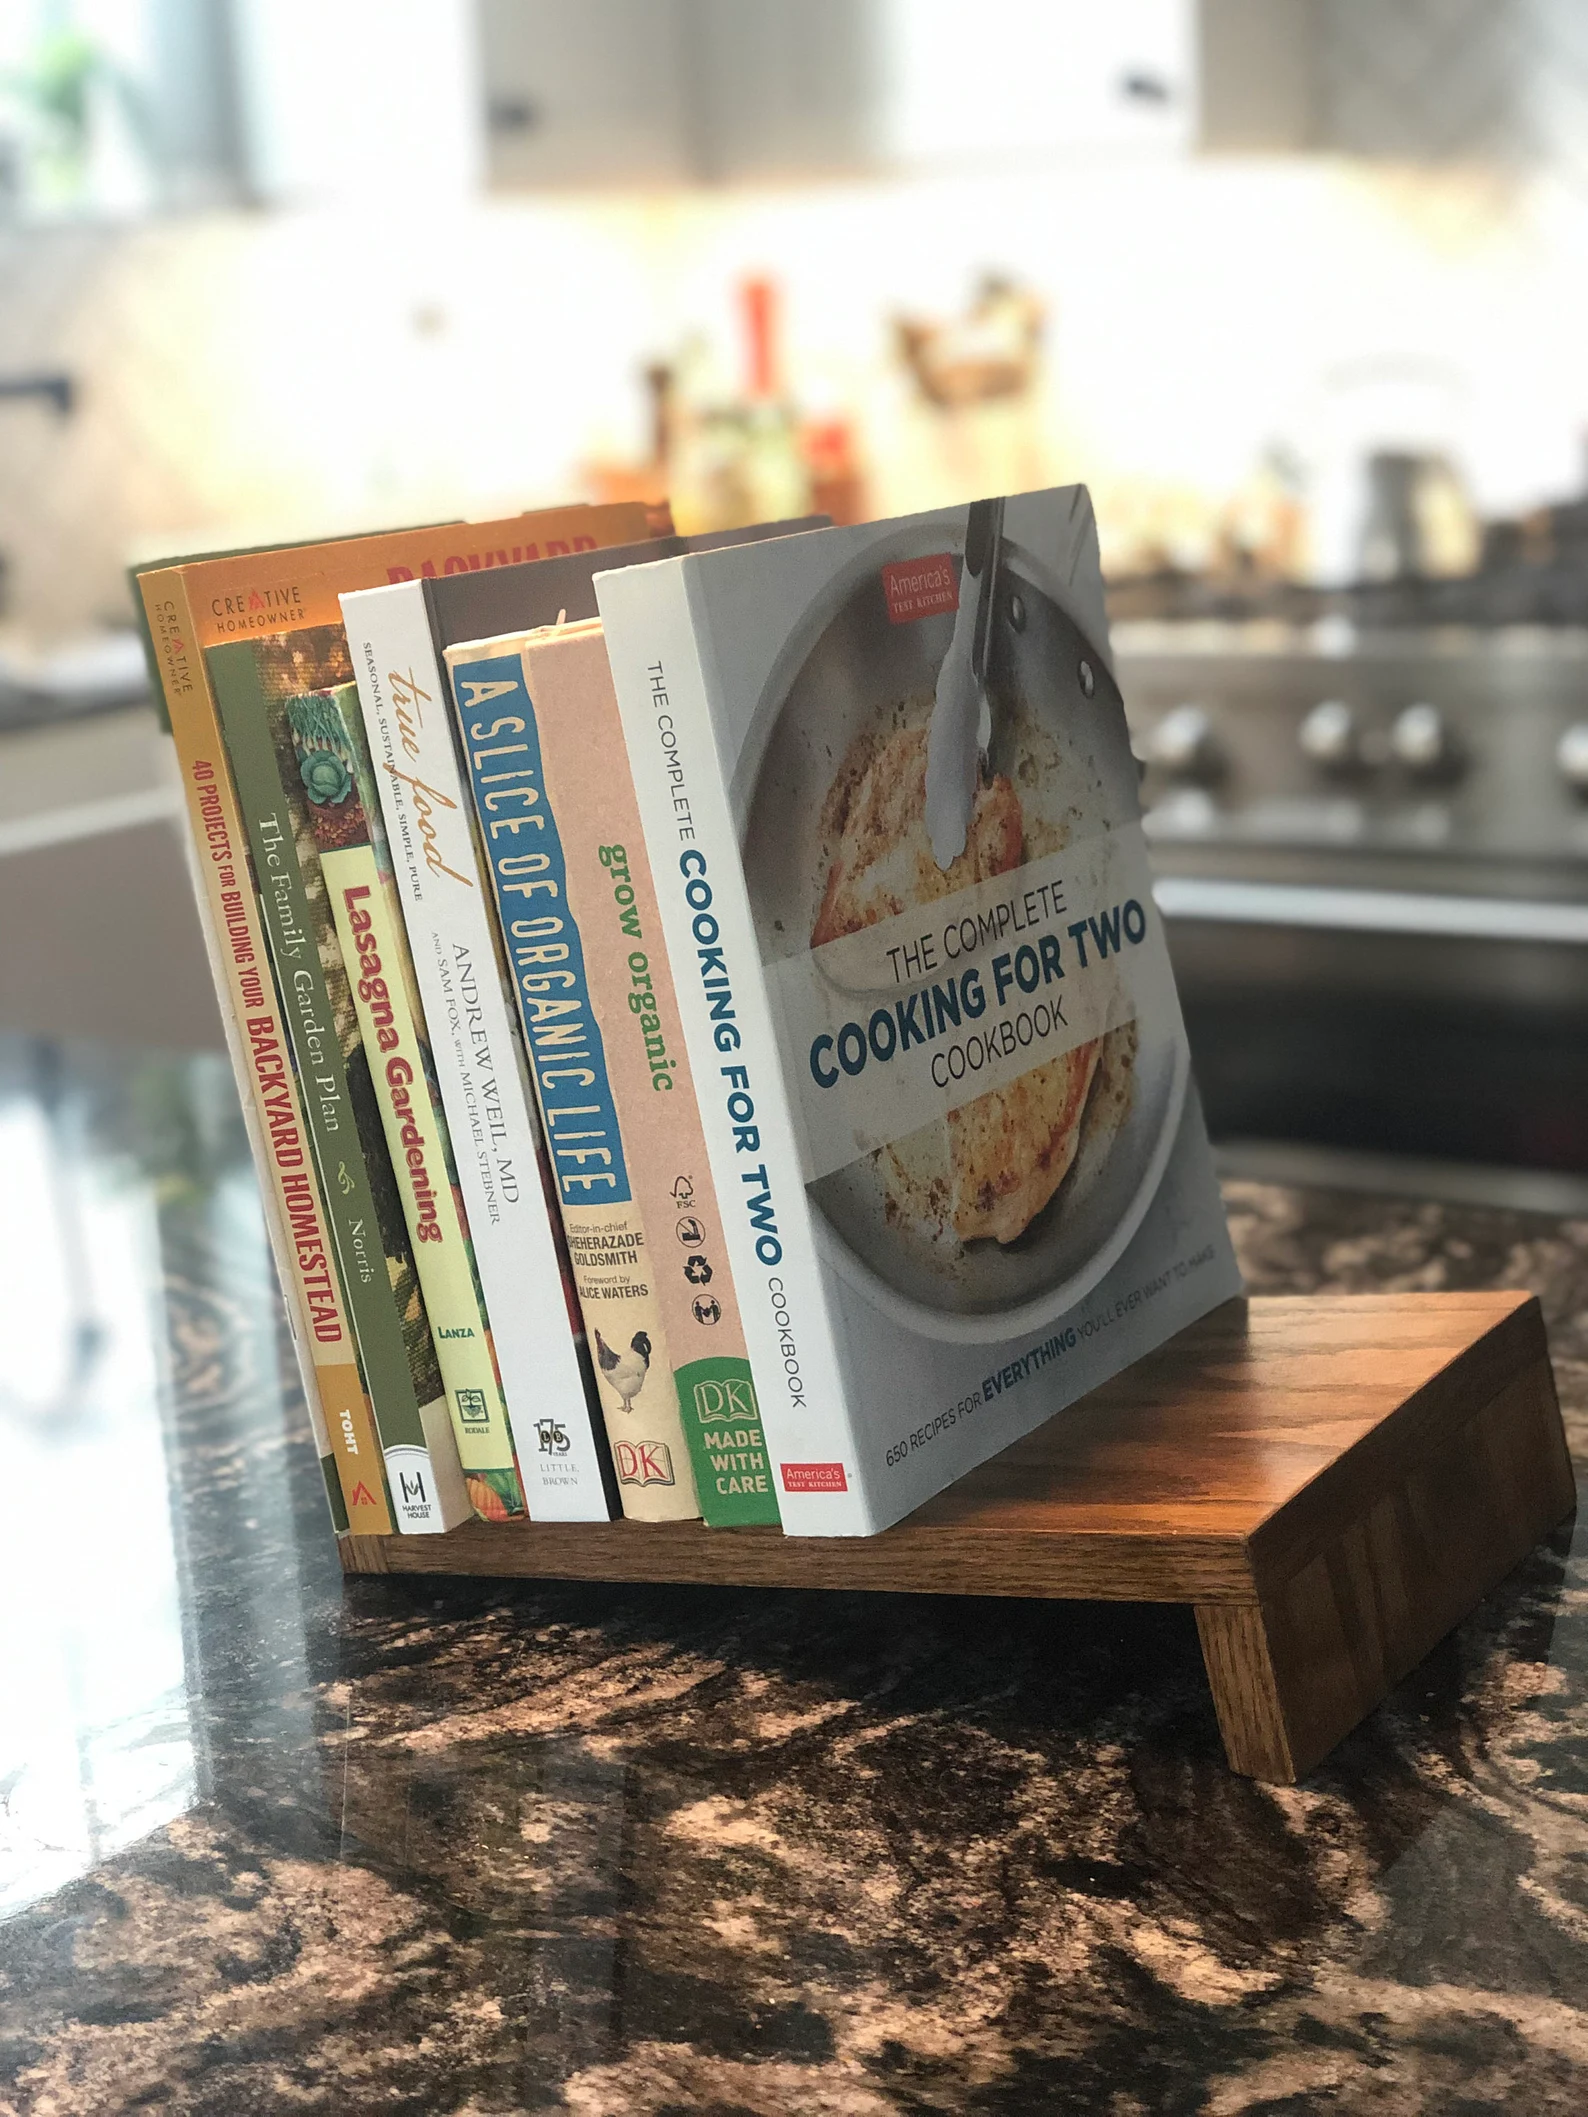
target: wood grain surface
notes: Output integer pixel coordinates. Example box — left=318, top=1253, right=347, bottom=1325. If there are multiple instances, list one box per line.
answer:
left=340, top=1292, right=1575, bottom=1780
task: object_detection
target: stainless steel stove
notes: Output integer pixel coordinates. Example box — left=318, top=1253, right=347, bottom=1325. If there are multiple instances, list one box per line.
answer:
left=1114, top=623, right=1588, bottom=1173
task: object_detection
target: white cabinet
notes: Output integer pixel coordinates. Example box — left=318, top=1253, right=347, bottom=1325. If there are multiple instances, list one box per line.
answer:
left=477, top=0, right=1588, bottom=185
left=478, top=1, right=696, bottom=187
left=1197, top=0, right=1588, bottom=165
left=684, top=0, right=884, bottom=181
left=879, top=0, right=1195, bottom=168
left=232, top=0, right=483, bottom=205
left=479, top=0, right=881, bottom=186
left=478, top=0, right=1195, bottom=189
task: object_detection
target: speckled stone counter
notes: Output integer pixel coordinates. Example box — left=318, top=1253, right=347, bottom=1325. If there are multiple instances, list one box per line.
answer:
left=1, top=1041, right=1584, bottom=2115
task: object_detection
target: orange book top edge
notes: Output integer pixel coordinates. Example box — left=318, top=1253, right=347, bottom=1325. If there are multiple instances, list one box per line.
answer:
left=170, top=501, right=658, bottom=645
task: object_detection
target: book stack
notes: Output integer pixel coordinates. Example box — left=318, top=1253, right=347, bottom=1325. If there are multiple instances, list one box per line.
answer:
left=138, top=486, right=1239, bottom=1542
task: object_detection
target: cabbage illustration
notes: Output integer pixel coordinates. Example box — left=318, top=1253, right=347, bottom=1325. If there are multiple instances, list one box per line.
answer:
left=301, top=749, right=352, bottom=805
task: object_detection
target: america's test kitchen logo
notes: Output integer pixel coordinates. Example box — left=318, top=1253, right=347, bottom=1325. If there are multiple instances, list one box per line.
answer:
left=780, top=1461, right=848, bottom=1494
left=882, top=553, right=958, bottom=624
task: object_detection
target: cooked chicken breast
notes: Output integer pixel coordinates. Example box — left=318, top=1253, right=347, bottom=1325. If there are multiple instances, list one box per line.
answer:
left=945, top=1042, right=1102, bottom=1243
left=812, top=726, right=1021, bottom=945
left=812, top=721, right=1100, bottom=1246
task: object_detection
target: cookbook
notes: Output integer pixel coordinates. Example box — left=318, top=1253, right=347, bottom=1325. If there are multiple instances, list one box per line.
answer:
left=211, top=633, right=472, bottom=1531
left=282, top=673, right=528, bottom=1521
left=341, top=599, right=625, bottom=1523
left=443, top=629, right=702, bottom=1522
left=595, top=486, right=1241, bottom=1535
left=146, top=505, right=649, bottom=1529
left=342, top=525, right=816, bottom=1526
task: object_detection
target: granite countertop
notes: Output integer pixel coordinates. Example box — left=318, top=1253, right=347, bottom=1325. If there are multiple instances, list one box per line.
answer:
left=1, top=1040, right=1584, bottom=2115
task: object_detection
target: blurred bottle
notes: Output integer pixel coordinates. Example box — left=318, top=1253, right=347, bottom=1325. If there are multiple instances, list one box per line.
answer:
left=591, top=277, right=868, bottom=534
left=584, top=359, right=674, bottom=513
left=1216, top=446, right=1308, bottom=582
left=803, top=416, right=866, bottom=526
left=665, top=277, right=809, bottom=533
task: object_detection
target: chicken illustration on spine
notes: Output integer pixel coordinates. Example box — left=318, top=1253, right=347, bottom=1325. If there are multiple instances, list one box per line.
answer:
left=595, top=1327, right=652, bottom=1411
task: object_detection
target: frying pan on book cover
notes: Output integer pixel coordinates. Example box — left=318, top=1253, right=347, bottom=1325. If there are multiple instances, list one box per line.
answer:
left=739, top=518, right=1188, bottom=1344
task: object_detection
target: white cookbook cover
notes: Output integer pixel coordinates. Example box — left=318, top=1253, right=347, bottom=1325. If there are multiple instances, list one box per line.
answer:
left=596, top=486, right=1241, bottom=1536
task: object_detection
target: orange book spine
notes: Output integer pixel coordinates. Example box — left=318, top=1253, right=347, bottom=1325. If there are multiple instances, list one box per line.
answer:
left=141, top=566, right=392, bottom=1536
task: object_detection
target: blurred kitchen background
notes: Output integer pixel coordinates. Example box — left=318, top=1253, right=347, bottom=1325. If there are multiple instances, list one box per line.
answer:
left=3, top=0, right=1587, bottom=1192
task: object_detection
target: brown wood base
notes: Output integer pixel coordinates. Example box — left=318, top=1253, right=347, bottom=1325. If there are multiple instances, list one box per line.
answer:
left=341, top=1293, right=1575, bottom=1782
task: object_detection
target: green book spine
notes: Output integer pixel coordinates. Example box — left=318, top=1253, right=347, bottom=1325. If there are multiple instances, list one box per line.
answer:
left=285, top=678, right=527, bottom=1521
left=208, top=636, right=468, bottom=1534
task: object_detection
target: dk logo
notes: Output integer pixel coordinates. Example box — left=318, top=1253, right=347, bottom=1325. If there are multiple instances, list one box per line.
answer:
left=691, top=1375, right=758, bottom=1426
left=615, top=1439, right=675, bottom=1487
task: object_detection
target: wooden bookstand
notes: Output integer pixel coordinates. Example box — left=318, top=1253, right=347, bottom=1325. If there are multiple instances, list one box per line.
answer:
left=342, top=1292, right=1574, bottom=1782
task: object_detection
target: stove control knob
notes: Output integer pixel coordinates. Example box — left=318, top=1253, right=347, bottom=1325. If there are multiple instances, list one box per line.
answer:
left=1298, top=698, right=1358, bottom=770
left=1390, top=701, right=1457, bottom=777
left=1558, top=721, right=1588, bottom=797
left=1147, top=703, right=1222, bottom=781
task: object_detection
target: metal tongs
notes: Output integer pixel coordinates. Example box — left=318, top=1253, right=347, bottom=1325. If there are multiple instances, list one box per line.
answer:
left=925, top=495, right=1004, bottom=870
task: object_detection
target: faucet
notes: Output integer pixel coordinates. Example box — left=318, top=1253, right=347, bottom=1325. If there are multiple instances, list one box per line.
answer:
left=0, top=373, right=75, bottom=417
